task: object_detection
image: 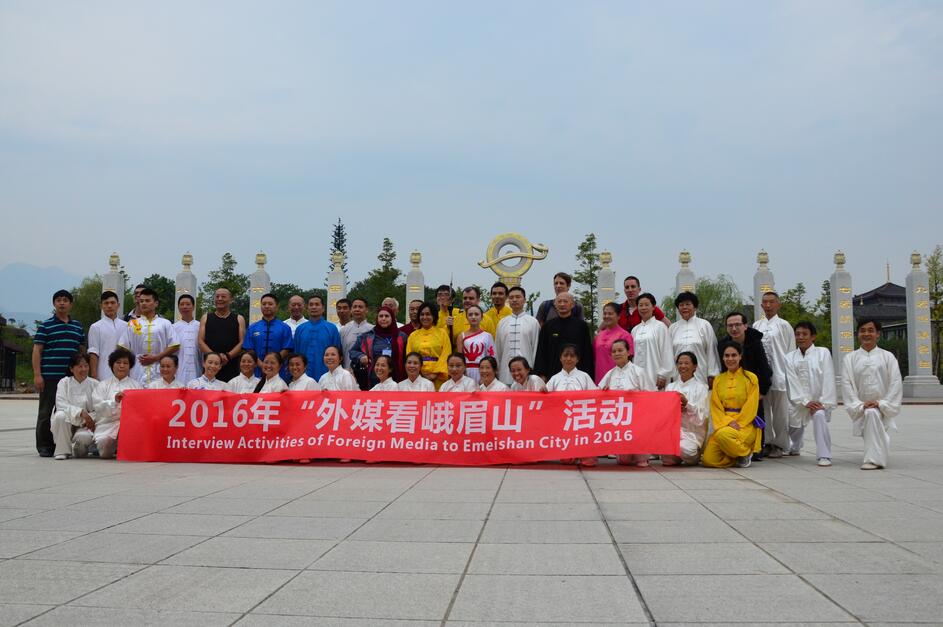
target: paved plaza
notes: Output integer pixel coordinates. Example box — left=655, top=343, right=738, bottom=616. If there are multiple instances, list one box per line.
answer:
left=0, top=399, right=942, bottom=626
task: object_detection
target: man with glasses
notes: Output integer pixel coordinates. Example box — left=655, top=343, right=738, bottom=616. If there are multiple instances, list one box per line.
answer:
left=719, top=311, right=773, bottom=460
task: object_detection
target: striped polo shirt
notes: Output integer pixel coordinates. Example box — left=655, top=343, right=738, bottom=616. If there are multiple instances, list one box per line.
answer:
left=34, top=316, right=85, bottom=378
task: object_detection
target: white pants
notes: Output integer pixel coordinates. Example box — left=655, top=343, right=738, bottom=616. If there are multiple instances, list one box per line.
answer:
left=764, top=390, right=790, bottom=451
left=788, top=409, right=832, bottom=459
left=94, top=422, right=119, bottom=459
left=861, top=407, right=890, bottom=467
left=51, top=411, right=95, bottom=457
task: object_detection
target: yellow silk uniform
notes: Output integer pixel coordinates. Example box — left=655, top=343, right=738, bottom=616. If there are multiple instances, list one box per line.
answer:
left=702, top=368, right=761, bottom=468
left=406, top=327, right=452, bottom=389
left=482, top=305, right=512, bottom=336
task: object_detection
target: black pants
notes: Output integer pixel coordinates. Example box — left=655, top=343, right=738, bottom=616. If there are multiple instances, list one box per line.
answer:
left=36, top=377, right=60, bottom=454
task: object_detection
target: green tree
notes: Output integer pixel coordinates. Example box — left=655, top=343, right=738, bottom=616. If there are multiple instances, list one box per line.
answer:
left=926, top=245, right=943, bottom=378
left=812, top=280, right=832, bottom=350
left=349, top=238, right=405, bottom=322
left=69, top=275, right=104, bottom=335
left=526, top=290, right=541, bottom=316
left=142, top=273, right=176, bottom=319
left=688, top=274, right=745, bottom=335
left=778, top=282, right=811, bottom=324
left=202, top=253, right=250, bottom=316
left=327, top=218, right=349, bottom=287
left=573, top=233, right=601, bottom=331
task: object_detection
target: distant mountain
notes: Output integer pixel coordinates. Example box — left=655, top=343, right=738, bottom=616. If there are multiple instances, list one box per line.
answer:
left=0, top=263, right=82, bottom=322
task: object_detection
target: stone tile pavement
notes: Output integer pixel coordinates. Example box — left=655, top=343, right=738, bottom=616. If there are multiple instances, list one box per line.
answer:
left=1, top=399, right=942, bottom=625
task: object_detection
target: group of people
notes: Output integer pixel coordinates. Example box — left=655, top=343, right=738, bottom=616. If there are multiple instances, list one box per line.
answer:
left=32, top=272, right=902, bottom=469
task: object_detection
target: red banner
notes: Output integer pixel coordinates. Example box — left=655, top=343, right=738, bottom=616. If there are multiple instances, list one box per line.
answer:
left=117, top=389, right=681, bottom=465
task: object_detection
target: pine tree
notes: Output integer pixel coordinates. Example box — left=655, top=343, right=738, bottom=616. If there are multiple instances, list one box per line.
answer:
left=573, top=233, right=601, bottom=331
left=327, top=218, right=349, bottom=287
left=202, top=253, right=250, bottom=315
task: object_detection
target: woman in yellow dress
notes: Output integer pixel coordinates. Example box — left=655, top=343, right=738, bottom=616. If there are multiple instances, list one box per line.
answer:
left=405, top=302, right=452, bottom=389
left=702, top=341, right=761, bottom=468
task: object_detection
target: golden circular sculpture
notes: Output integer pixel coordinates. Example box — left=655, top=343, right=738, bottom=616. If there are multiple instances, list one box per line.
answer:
left=477, top=233, right=549, bottom=280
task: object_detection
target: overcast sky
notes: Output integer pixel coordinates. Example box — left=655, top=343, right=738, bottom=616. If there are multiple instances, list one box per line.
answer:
left=2, top=0, right=941, bottom=306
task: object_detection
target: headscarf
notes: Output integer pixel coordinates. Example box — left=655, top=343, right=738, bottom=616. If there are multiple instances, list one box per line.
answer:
left=372, top=305, right=405, bottom=381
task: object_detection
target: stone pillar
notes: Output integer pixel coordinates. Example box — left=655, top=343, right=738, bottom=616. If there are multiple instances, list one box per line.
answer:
left=829, top=250, right=854, bottom=396
left=405, top=250, right=424, bottom=310
left=326, top=251, right=348, bottom=324
left=174, top=253, right=197, bottom=321
left=675, top=250, right=696, bottom=296
left=903, top=251, right=943, bottom=397
left=101, top=253, right=126, bottom=315
left=248, top=252, right=271, bottom=325
left=753, top=250, right=775, bottom=323
left=597, top=252, right=616, bottom=317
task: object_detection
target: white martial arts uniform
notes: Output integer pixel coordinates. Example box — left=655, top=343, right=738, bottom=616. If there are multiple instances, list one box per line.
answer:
left=510, top=375, right=547, bottom=392
left=284, top=317, right=308, bottom=337
left=150, top=377, right=184, bottom=390
left=226, top=373, right=260, bottom=393
left=371, top=378, right=399, bottom=391
left=666, top=377, right=710, bottom=465
left=480, top=379, right=509, bottom=392
left=117, top=315, right=179, bottom=388
left=319, top=367, right=359, bottom=391
left=87, top=314, right=126, bottom=382
left=753, top=314, right=796, bottom=452
left=842, top=346, right=902, bottom=468
left=668, top=314, right=720, bottom=385
left=547, top=368, right=597, bottom=392
left=398, top=376, right=436, bottom=392
left=187, top=375, right=226, bottom=391
left=258, top=376, right=289, bottom=393
left=495, top=312, right=540, bottom=385
left=784, top=344, right=836, bottom=459
left=631, top=317, right=674, bottom=386
left=172, top=319, right=202, bottom=385
left=51, top=376, right=96, bottom=457
left=340, top=320, right=373, bottom=369
left=91, top=376, right=141, bottom=459
left=440, top=376, right=478, bottom=392
left=289, top=373, right=321, bottom=391
left=598, top=362, right=656, bottom=392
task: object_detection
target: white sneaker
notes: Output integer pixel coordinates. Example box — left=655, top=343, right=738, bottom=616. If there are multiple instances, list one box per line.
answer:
left=53, top=454, right=68, bottom=460
left=788, top=449, right=801, bottom=456
left=817, top=458, right=832, bottom=467
left=736, top=455, right=752, bottom=468
left=860, top=462, right=881, bottom=470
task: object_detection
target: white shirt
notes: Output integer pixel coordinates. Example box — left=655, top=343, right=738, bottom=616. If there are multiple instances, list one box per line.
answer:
left=784, top=344, right=836, bottom=426
left=440, top=376, right=478, bottom=392
left=92, top=376, right=141, bottom=426
left=753, top=314, right=796, bottom=391
left=842, top=346, right=902, bottom=435
left=319, top=367, right=359, bottom=391
left=226, top=373, right=260, bottom=393
left=187, top=375, right=226, bottom=391
left=288, top=373, right=321, bottom=391
left=669, top=314, right=720, bottom=383
left=54, top=376, right=96, bottom=426
left=340, top=320, right=374, bottom=369
left=631, top=317, right=674, bottom=382
left=117, top=315, right=179, bottom=388
left=87, top=314, right=126, bottom=382
left=284, top=317, right=308, bottom=337
left=172, top=319, right=202, bottom=385
left=258, top=376, right=289, bottom=393
left=599, top=362, right=656, bottom=391
left=666, top=377, right=710, bottom=447
left=398, top=376, right=436, bottom=392
left=495, top=312, right=540, bottom=384
left=547, top=368, right=597, bottom=392
left=480, top=378, right=509, bottom=392
left=510, top=374, right=547, bottom=392
left=371, top=378, right=399, bottom=391
left=151, top=377, right=184, bottom=390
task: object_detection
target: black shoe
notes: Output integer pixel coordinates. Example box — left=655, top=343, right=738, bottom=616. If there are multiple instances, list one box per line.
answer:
left=38, top=449, right=54, bottom=458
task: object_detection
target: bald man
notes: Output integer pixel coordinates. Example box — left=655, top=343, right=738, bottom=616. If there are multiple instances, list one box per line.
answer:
left=533, top=292, right=594, bottom=381
left=284, top=295, right=308, bottom=337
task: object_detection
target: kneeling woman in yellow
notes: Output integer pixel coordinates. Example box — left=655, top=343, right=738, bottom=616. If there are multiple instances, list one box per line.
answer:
left=702, top=341, right=762, bottom=468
